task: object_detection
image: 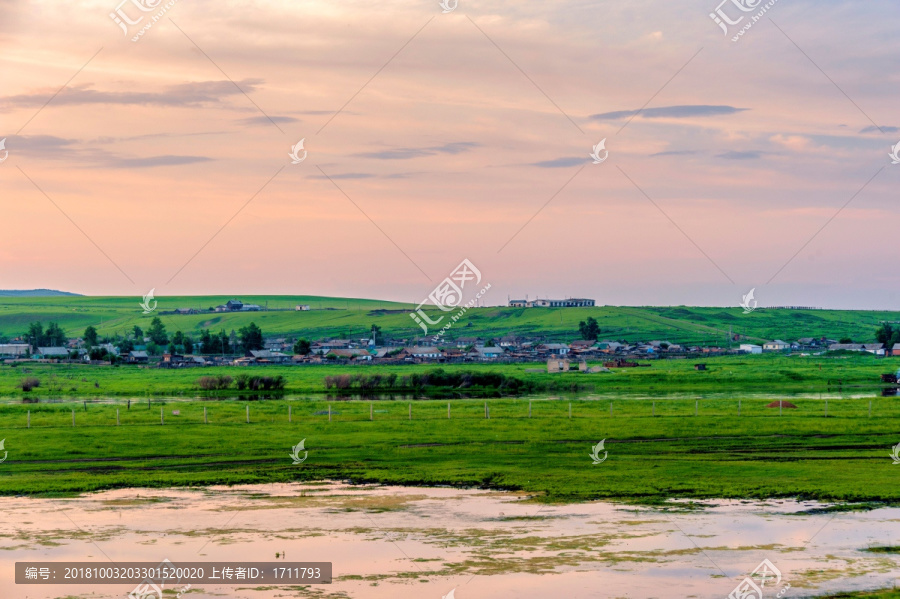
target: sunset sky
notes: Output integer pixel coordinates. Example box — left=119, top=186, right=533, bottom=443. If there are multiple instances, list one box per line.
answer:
left=0, top=0, right=897, bottom=308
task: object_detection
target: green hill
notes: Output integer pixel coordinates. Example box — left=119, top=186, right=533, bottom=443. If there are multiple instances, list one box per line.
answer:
left=0, top=295, right=894, bottom=345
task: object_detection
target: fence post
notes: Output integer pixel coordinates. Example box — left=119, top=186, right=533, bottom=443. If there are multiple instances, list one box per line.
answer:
left=409, top=403, right=412, bottom=421
left=824, top=399, right=828, bottom=418
left=569, top=402, right=572, bottom=419
left=370, top=403, right=373, bottom=421
left=161, top=407, right=164, bottom=425
left=779, top=402, right=782, bottom=416
left=289, top=405, right=292, bottom=423
left=83, top=400, right=87, bottom=411
left=448, top=402, right=450, bottom=419
left=484, top=402, right=488, bottom=419
left=610, top=402, right=613, bottom=417
left=652, top=401, right=655, bottom=417
left=738, top=399, right=741, bottom=416
left=27, top=410, right=30, bottom=428
left=72, top=410, right=75, bottom=427
left=127, top=399, right=131, bottom=410
left=695, top=400, right=698, bottom=416
left=246, top=405, right=250, bottom=424
left=116, top=409, right=119, bottom=426
left=204, top=406, right=207, bottom=424
left=528, top=401, right=532, bottom=418
left=869, top=400, right=872, bottom=418
left=328, top=404, right=332, bottom=422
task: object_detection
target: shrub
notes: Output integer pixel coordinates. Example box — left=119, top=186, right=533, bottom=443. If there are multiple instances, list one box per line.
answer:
left=197, top=375, right=233, bottom=390
left=20, top=377, right=40, bottom=392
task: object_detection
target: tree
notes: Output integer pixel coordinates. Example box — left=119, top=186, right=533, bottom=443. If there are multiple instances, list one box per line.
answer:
left=119, top=337, right=135, bottom=354
left=875, top=324, right=900, bottom=347
left=83, top=325, right=98, bottom=347
left=45, top=322, right=66, bottom=346
left=293, top=338, right=311, bottom=355
left=132, top=325, right=144, bottom=341
left=239, top=322, right=264, bottom=352
left=146, top=342, right=161, bottom=356
left=172, top=331, right=185, bottom=347
left=370, top=324, right=384, bottom=345
left=27, top=322, right=44, bottom=348
left=839, top=337, right=853, bottom=344
left=183, top=336, right=194, bottom=355
left=578, top=317, right=601, bottom=341
left=147, top=317, right=168, bottom=345
left=167, top=342, right=177, bottom=355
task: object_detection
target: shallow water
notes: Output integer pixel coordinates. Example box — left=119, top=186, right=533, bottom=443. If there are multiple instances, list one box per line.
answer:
left=1, top=483, right=898, bottom=599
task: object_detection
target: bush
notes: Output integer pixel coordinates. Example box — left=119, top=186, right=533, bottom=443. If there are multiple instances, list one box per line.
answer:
left=20, top=377, right=40, bottom=392
left=235, top=374, right=250, bottom=390
left=197, top=375, right=233, bottom=390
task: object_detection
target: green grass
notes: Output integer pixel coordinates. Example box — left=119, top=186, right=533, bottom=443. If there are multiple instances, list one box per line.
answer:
left=813, top=591, right=900, bottom=599
left=0, top=295, right=897, bottom=345
left=0, top=353, right=893, bottom=398
left=1, top=392, right=899, bottom=501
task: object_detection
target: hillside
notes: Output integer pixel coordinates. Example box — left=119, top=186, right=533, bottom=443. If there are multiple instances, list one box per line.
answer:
left=0, top=289, right=82, bottom=297
left=0, top=295, right=894, bottom=345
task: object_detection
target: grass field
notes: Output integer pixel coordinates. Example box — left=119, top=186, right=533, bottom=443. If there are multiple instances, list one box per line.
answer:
left=1, top=390, right=898, bottom=501
left=0, top=353, right=894, bottom=398
left=0, top=295, right=898, bottom=345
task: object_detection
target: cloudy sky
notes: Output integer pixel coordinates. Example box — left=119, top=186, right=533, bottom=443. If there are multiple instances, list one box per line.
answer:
left=0, top=0, right=897, bottom=308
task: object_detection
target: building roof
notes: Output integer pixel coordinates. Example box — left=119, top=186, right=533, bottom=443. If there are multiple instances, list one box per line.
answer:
left=408, top=346, right=440, bottom=354
left=250, top=350, right=288, bottom=359
left=37, top=347, right=69, bottom=356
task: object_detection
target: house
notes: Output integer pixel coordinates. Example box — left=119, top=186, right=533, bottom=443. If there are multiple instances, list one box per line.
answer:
left=530, top=298, right=595, bottom=308
left=295, top=305, right=311, bottom=311
left=763, top=340, right=790, bottom=352
left=36, top=347, right=69, bottom=359
left=225, top=299, right=244, bottom=311
left=740, top=344, right=763, bottom=354
left=569, top=340, right=596, bottom=351
left=0, top=344, right=30, bottom=357
left=596, top=341, right=623, bottom=353
left=326, top=349, right=372, bottom=361
left=893, top=343, right=900, bottom=357
left=863, top=343, right=886, bottom=356
left=128, top=350, right=149, bottom=364
left=498, top=335, right=520, bottom=348
left=476, top=346, right=505, bottom=360
left=539, top=343, right=570, bottom=356
left=250, top=349, right=290, bottom=363
left=456, top=337, right=482, bottom=348
left=547, top=358, right=570, bottom=373
left=508, top=299, right=528, bottom=307
left=578, top=362, right=609, bottom=373
left=694, top=364, right=707, bottom=371
left=97, top=343, right=118, bottom=356
left=828, top=343, right=866, bottom=352
left=175, top=308, right=198, bottom=315
left=241, top=304, right=262, bottom=311
left=407, top=346, right=442, bottom=359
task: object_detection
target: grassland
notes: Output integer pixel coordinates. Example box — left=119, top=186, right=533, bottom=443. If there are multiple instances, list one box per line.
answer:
left=1, top=384, right=899, bottom=501
left=0, top=353, right=893, bottom=398
left=0, top=295, right=897, bottom=345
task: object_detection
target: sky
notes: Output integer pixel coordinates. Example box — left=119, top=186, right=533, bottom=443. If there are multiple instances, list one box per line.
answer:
left=0, top=0, right=898, bottom=309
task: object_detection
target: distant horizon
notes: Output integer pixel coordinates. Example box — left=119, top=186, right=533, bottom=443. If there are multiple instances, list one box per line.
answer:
left=0, top=289, right=892, bottom=313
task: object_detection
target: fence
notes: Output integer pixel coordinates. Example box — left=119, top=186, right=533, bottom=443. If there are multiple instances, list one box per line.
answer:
left=4, top=397, right=898, bottom=429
